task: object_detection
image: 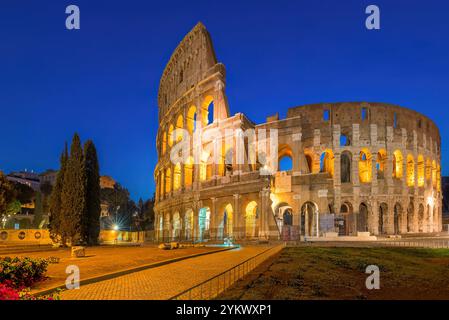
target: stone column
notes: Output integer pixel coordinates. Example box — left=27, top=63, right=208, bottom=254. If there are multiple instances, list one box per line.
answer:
left=210, top=197, right=218, bottom=240
left=233, top=194, right=242, bottom=239
left=258, top=189, right=270, bottom=240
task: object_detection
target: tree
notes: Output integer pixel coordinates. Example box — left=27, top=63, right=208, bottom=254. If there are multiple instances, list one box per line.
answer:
left=12, top=182, right=34, bottom=205
left=49, top=144, right=68, bottom=243
left=0, top=172, right=16, bottom=222
left=40, top=181, right=53, bottom=214
left=84, top=140, right=101, bottom=245
left=60, top=133, right=87, bottom=245
left=100, top=184, right=136, bottom=231
left=34, top=192, right=44, bottom=229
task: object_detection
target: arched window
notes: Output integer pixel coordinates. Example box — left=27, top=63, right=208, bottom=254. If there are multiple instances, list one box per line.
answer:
left=279, top=155, right=293, bottom=172
left=165, top=168, right=171, bottom=194
left=359, top=148, right=372, bottom=183
left=320, top=149, right=334, bottom=177
left=172, top=212, right=181, bottom=239
left=245, top=201, right=258, bottom=238
left=175, top=115, right=184, bottom=142
left=187, top=105, right=197, bottom=134
left=184, top=157, right=193, bottom=187
left=340, top=134, right=350, bottom=147
left=341, top=151, right=351, bottom=183
left=168, top=124, right=174, bottom=147
left=376, top=149, right=387, bottom=179
left=202, top=96, right=214, bottom=126
left=198, top=207, right=211, bottom=241
left=417, top=155, right=424, bottom=187
left=173, top=163, right=181, bottom=191
left=358, top=203, right=368, bottom=232
left=406, top=154, right=415, bottom=186
left=393, top=150, right=403, bottom=179
left=305, top=154, right=313, bottom=173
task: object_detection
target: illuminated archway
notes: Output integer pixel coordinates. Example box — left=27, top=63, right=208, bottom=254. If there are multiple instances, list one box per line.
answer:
left=175, top=115, right=184, bottom=142
left=184, top=209, right=194, bottom=240
left=165, top=168, right=171, bottom=194
left=160, top=171, right=165, bottom=197
left=376, top=149, right=387, bottom=179
left=173, top=163, right=181, bottom=191
left=425, top=158, right=431, bottom=181
left=198, top=207, right=211, bottom=241
left=218, top=204, right=233, bottom=239
left=406, top=154, right=415, bottom=186
left=172, top=212, right=181, bottom=239
left=202, top=95, right=214, bottom=126
left=417, top=155, right=424, bottom=187
left=359, top=148, right=372, bottom=183
left=393, top=150, right=403, bottom=179
left=245, top=201, right=258, bottom=238
left=168, top=124, right=174, bottom=147
left=301, top=202, right=319, bottom=237
left=186, top=105, right=197, bottom=134
left=184, top=156, right=193, bottom=187
left=162, top=131, right=167, bottom=154
left=320, top=149, right=334, bottom=177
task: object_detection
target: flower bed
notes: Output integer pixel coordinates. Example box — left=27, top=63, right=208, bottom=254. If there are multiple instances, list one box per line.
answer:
left=0, top=257, right=58, bottom=300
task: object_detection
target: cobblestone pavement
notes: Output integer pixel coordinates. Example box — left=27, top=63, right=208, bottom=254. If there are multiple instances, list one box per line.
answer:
left=60, top=246, right=272, bottom=300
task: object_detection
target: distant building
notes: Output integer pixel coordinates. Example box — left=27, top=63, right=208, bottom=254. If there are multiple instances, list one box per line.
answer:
left=39, top=169, right=58, bottom=186
left=100, top=176, right=116, bottom=189
left=6, top=170, right=41, bottom=191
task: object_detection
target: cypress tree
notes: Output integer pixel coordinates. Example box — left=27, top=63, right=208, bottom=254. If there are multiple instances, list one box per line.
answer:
left=61, top=133, right=86, bottom=245
left=49, top=144, right=68, bottom=244
left=34, top=191, right=44, bottom=229
left=84, top=140, right=101, bottom=245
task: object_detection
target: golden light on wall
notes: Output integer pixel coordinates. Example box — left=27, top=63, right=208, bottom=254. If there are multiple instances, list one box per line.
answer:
left=437, top=164, right=441, bottom=192
left=184, top=156, right=193, bottom=187
left=432, top=160, right=437, bottom=188
left=186, top=105, right=197, bottom=134
left=245, top=201, right=258, bottom=238
left=165, top=168, right=171, bottom=194
left=377, top=149, right=387, bottom=173
left=168, top=124, right=174, bottom=147
left=162, top=131, right=167, bottom=154
left=160, top=171, right=165, bottom=196
left=426, top=158, right=431, bottom=181
left=393, top=150, right=403, bottom=179
left=320, top=149, right=335, bottom=177
left=173, top=163, right=181, bottom=191
left=417, top=155, right=425, bottom=187
left=406, top=154, right=415, bottom=187
left=175, top=115, right=184, bottom=142
left=359, top=148, right=372, bottom=183
left=202, top=95, right=214, bottom=126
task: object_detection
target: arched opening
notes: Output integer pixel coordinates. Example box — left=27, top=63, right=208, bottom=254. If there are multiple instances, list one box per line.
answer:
left=172, top=212, right=181, bottom=240
left=425, top=158, right=432, bottom=181
left=202, top=96, right=214, bottom=126
left=184, top=209, right=194, bottom=240
left=200, top=151, right=209, bottom=181
left=432, top=160, right=437, bottom=188
left=164, top=213, right=171, bottom=241
left=341, top=151, right=352, bottom=183
left=394, top=203, right=402, bottom=235
left=393, top=150, right=403, bottom=179
left=376, top=149, right=387, bottom=179
left=418, top=204, right=424, bottom=232
left=336, top=202, right=354, bottom=236
left=187, top=105, right=197, bottom=134
left=162, top=131, right=167, bottom=154
left=218, top=204, right=233, bottom=240
left=173, top=163, right=181, bottom=191
left=245, top=201, right=258, bottom=239
left=165, top=168, right=171, bottom=194
left=198, top=207, right=211, bottom=241
left=279, top=155, right=293, bottom=172
left=168, top=124, right=174, bottom=147
left=359, top=148, right=372, bottom=183
left=160, top=171, right=165, bottom=197
left=379, top=203, right=388, bottom=235
left=406, top=154, right=415, bottom=186
left=175, top=115, right=184, bottom=142
left=158, top=215, right=163, bottom=241
left=358, top=203, right=369, bottom=232
left=340, top=134, right=350, bottom=147
left=300, top=202, right=318, bottom=237
left=407, top=202, right=414, bottom=232
left=305, top=153, right=313, bottom=174
left=320, top=149, right=334, bottom=177
left=224, top=147, right=234, bottom=176
left=274, top=202, right=294, bottom=240
left=184, top=156, right=193, bottom=187
left=417, top=155, right=425, bottom=187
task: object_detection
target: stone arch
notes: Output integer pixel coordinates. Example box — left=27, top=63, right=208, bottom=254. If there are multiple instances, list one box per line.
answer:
left=278, top=144, right=293, bottom=172
left=224, top=147, right=234, bottom=175
left=417, top=155, right=425, bottom=187
left=406, top=154, right=415, bottom=187
left=376, top=149, right=387, bottom=179
left=202, top=95, right=214, bottom=126
left=304, top=152, right=313, bottom=174
left=184, top=156, right=194, bottom=187
left=162, top=130, right=167, bottom=154
left=394, top=202, right=402, bottom=234
left=359, top=148, right=372, bottom=183
left=164, top=213, right=171, bottom=240
left=172, top=212, right=181, bottom=239
left=407, top=201, right=414, bottom=232
left=245, top=201, right=259, bottom=239
left=165, top=168, right=171, bottom=194
left=320, top=149, right=334, bottom=177
left=300, top=201, right=319, bottom=237
left=378, top=202, right=388, bottom=235
left=184, top=209, right=194, bottom=240
left=198, top=207, right=211, bottom=241
left=217, top=203, right=233, bottom=240
left=175, top=114, right=184, bottom=142
left=168, top=124, right=174, bottom=147
left=186, top=105, right=197, bottom=134
left=358, top=202, right=369, bottom=232
left=173, top=163, right=181, bottom=191
left=418, top=203, right=424, bottom=232
left=393, top=150, right=403, bottom=179
left=337, top=202, right=354, bottom=236
left=341, top=151, right=352, bottom=183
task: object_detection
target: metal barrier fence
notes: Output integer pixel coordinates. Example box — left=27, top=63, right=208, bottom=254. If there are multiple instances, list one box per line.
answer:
left=373, top=239, right=449, bottom=248
left=170, top=244, right=284, bottom=300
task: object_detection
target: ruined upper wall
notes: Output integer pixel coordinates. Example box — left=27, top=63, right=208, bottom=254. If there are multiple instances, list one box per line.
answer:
left=158, top=22, right=218, bottom=120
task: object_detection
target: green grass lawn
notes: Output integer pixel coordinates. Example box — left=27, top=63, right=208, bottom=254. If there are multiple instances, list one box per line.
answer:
left=218, top=247, right=449, bottom=300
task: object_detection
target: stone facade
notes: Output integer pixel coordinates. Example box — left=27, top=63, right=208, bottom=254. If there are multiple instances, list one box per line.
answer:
left=153, top=23, right=442, bottom=242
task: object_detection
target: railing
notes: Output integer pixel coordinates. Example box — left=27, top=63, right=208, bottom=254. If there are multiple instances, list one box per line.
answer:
left=374, top=239, right=449, bottom=248
left=170, top=244, right=284, bottom=300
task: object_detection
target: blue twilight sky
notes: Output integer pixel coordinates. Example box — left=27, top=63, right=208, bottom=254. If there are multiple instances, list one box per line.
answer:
left=1, top=0, right=448, bottom=201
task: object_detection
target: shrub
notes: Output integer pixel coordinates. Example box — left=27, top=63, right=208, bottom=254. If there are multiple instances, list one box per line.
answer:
left=0, top=257, right=50, bottom=288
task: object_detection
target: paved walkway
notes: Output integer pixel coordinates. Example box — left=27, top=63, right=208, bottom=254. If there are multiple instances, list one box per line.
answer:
left=60, top=246, right=271, bottom=300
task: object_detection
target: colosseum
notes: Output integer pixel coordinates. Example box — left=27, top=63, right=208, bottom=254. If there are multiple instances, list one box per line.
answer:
left=153, top=22, right=442, bottom=242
